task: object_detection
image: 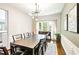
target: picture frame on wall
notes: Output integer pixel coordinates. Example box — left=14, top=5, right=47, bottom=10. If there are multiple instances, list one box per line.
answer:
left=68, top=5, right=77, bottom=33
left=64, top=14, right=68, bottom=31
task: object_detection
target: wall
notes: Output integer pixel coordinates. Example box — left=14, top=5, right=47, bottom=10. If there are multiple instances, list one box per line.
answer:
left=60, top=3, right=79, bottom=47
left=0, top=3, right=32, bottom=48
left=32, top=17, right=36, bottom=34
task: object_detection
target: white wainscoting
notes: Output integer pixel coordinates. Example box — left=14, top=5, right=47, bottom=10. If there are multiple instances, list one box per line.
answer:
left=61, top=34, right=79, bottom=55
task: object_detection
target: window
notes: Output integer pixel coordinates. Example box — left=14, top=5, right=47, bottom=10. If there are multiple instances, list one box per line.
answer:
left=0, top=9, right=8, bottom=47
left=0, top=9, right=7, bottom=31
left=39, top=21, right=48, bottom=31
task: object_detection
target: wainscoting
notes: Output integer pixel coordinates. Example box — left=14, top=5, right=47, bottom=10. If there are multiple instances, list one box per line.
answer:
left=61, top=34, right=79, bottom=55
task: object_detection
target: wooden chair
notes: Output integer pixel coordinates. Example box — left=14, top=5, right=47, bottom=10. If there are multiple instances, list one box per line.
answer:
left=40, top=39, right=47, bottom=55
left=23, top=32, right=29, bottom=39
left=46, top=32, right=51, bottom=40
left=38, top=39, right=45, bottom=55
left=11, top=34, right=24, bottom=54
left=12, top=34, right=23, bottom=42
left=11, top=34, right=32, bottom=55
left=23, top=32, right=32, bottom=39
left=10, top=45, right=22, bottom=55
left=10, top=45, right=33, bottom=55
left=0, top=47, right=25, bottom=55
left=35, top=38, right=47, bottom=55
left=0, top=47, right=9, bottom=55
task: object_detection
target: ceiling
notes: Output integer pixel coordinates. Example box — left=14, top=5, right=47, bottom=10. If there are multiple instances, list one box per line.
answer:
left=10, top=3, right=64, bottom=16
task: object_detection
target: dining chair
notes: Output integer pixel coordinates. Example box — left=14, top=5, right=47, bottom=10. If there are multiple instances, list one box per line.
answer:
left=43, top=38, right=47, bottom=51
left=34, top=39, right=45, bottom=55
left=38, top=39, right=45, bottom=55
left=11, top=34, right=32, bottom=55
left=23, top=32, right=32, bottom=39
left=23, top=32, right=29, bottom=39
left=33, top=42, right=40, bottom=55
left=39, top=38, right=47, bottom=55
left=46, top=32, right=51, bottom=40
left=12, top=34, right=23, bottom=42
left=0, top=47, right=9, bottom=55
left=38, top=44, right=43, bottom=55
left=0, top=46, right=25, bottom=55
left=11, top=34, right=25, bottom=54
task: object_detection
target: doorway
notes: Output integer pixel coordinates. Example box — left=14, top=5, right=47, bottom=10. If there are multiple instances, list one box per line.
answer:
left=36, top=20, right=57, bottom=40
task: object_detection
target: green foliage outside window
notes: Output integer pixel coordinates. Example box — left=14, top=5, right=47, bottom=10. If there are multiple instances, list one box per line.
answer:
left=39, top=22, right=48, bottom=32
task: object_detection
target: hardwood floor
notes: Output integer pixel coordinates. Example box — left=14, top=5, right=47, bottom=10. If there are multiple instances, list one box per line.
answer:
left=46, top=39, right=66, bottom=55
left=56, top=40, right=66, bottom=55
left=45, top=40, right=56, bottom=55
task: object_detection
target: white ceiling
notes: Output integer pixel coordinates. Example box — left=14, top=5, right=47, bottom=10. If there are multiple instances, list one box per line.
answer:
left=10, top=3, right=64, bottom=16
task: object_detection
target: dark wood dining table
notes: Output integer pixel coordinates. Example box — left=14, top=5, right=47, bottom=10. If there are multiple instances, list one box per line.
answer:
left=10, top=34, right=47, bottom=55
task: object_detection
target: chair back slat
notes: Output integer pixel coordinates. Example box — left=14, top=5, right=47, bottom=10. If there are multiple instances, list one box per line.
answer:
left=12, top=34, right=23, bottom=42
left=23, top=32, right=32, bottom=39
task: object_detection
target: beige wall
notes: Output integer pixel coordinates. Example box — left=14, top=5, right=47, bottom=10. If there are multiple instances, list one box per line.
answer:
left=61, top=3, right=79, bottom=47
left=0, top=3, right=32, bottom=48
left=32, top=17, right=36, bottom=34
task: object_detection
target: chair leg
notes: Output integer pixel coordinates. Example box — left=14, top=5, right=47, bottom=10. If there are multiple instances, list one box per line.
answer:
left=45, top=43, right=47, bottom=51
left=42, top=46, right=46, bottom=55
left=10, top=46, right=15, bottom=54
left=3, top=47, right=9, bottom=55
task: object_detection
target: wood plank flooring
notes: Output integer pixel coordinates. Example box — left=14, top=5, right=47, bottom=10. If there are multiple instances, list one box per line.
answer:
left=56, top=40, right=66, bottom=55
left=46, top=39, right=66, bottom=55
left=45, top=41, right=56, bottom=55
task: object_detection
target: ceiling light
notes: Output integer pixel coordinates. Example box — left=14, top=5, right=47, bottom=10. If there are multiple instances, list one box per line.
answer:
left=32, top=2, right=40, bottom=21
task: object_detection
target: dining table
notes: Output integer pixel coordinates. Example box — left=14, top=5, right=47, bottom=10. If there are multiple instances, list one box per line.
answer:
left=10, top=34, right=47, bottom=55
